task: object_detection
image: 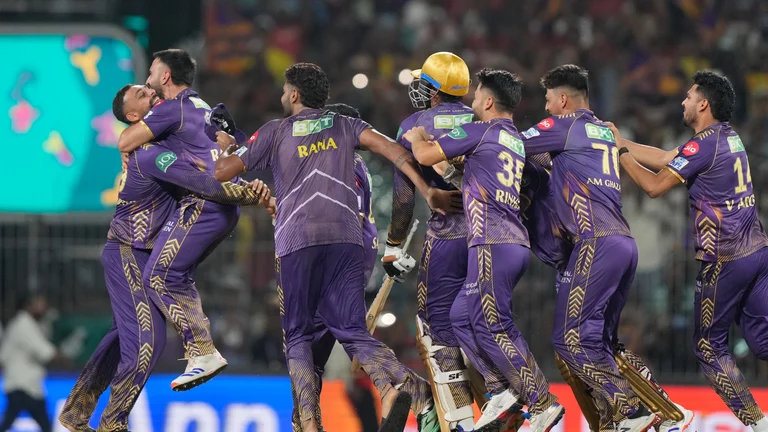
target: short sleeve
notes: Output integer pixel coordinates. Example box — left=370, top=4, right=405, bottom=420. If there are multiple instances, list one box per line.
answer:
left=521, top=117, right=571, bottom=154
left=433, top=122, right=485, bottom=160
left=346, top=116, right=373, bottom=150
left=665, top=139, right=715, bottom=182
left=239, top=120, right=281, bottom=171
left=139, top=99, right=181, bottom=139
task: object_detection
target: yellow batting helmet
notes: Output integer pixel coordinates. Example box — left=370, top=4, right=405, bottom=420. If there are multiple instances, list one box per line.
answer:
left=409, top=52, right=470, bottom=108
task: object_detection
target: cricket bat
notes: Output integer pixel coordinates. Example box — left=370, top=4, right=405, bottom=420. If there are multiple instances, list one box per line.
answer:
left=351, top=219, right=419, bottom=372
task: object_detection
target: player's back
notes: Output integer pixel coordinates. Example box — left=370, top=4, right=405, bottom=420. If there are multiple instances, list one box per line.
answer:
left=399, top=102, right=473, bottom=238
left=457, top=119, right=529, bottom=247
left=526, top=109, right=631, bottom=242
left=267, top=109, right=370, bottom=256
left=669, top=123, right=768, bottom=261
left=107, top=144, right=180, bottom=249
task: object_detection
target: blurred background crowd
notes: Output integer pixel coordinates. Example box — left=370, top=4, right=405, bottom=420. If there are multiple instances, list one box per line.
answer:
left=2, top=0, right=768, bottom=386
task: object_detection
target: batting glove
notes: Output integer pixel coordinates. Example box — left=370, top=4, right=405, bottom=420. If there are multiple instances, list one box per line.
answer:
left=382, top=245, right=416, bottom=282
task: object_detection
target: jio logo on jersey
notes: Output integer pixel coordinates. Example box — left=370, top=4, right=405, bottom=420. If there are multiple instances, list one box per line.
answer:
left=682, top=142, right=699, bottom=156
left=538, top=118, right=554, bottom=130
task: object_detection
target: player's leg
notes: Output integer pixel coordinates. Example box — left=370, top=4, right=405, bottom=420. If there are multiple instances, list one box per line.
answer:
left=277, top=247, right=325, bottom=432
left=58, top=327, right=120, bottom=431
left=416, top=236, right=477, bottom=431
left=96, top=244, right=167, bottom=432
left=737, top=247, right=768, bottom=432
left=692, top=252, right=765, bottom=428
left=144, top=201, right=237, bottom=390
left=315, top=244, right=433, bottom=429
left=0, top=391, right=25, bottom=432
left=465, top=244, right=562, bottom=432
left=551, top=236, right=656, bottom=430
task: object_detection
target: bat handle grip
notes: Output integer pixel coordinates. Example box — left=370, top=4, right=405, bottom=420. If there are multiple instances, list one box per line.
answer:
left=401, top=219, right=419, bottom=252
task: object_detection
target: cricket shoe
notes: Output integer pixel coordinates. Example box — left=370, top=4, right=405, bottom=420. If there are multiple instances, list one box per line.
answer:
left=658, top=404, right=694, bottom=432
left=529, top=402, right=565, bottom=432
left=474, top=389, right=524, bottom=432
left=616, top=405, right=661, bottom=432
left=171, top=351, right=228, bottom=391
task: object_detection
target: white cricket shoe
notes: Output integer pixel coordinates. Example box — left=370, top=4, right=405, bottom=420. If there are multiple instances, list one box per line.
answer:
left=474, top=389, right=523, bottom=431
left=171, top=351, right=228, bottom=391
left=658, top=404, right=694, bottom=432
left=529, top=402, right=565, bottom=432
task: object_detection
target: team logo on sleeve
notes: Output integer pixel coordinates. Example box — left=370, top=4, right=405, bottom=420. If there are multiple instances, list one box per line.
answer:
left=155, top=151, right=178, bottom=172
left=521, top=127, right=540, bottom=139
left=248, top=131, right=258, bottom=143
left=144, top=110, right=153, bottom=119
left=537, top=118, right=554, bottom=130
left=447, top=126, right=468, bottom=139
left=727, top=135, right=745, bottom=153
left=682, top=142, right=699, bottom=156
left=669, top=156, right=689, bottom=171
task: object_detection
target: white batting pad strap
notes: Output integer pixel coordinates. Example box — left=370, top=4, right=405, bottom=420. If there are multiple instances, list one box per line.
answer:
left=444, top=405, right=475, bottom=422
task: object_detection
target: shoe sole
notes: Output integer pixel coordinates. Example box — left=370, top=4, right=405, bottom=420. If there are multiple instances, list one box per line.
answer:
left=378, top=392, right=412, bottom=432
left=171, top=363, right=228, bottom=392
left=476, top=402, right=524, bottom=432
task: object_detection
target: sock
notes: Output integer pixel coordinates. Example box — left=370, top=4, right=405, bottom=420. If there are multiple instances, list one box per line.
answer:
left=752, top=417, right=768, bottom=432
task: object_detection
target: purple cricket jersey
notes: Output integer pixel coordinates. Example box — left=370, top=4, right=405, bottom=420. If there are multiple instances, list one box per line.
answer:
left=355, top=153, right=378, bottom=252
left=520, top=159, right=572, bottom=270
left=238, top=109, right=370, bottom=257
left=107, top=143, right=263, bottom=249
left=521, top=109, right=632, bottom=242
left=433, top=119, right=530, bottom=248
left=665, top=122, right=768, bottom=262
left=389, top=102, right=474, bottom=243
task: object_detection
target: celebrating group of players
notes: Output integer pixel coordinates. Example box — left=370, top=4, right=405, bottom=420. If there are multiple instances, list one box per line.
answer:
left=55, top=46, right=768, bottom=432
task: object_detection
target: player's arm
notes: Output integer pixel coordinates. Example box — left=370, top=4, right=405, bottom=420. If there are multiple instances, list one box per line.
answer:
left=359, top=128, right=461, bottom=215
left=618, top=151, right=681, bottom=198
left=118, top=99, right=182, bottom=152
left=521, top=117, right=569, bottom=155
left=604, top=122, right=676, bottom=171
left=386, top=125, right=417, bottom=246
left=215, top=120, right=278, bottom=181
left=139, top=147, right=270, bottom=206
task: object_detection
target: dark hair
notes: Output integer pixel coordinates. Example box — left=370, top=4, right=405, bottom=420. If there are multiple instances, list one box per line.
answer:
left=326, top=103, right=360, bottom=119
left=285, top=63, right=329, bottom=109
left=476, top=68, right=523, bottom=113
left=112, top=84, right=132, bottom=124
left=540, top=64, right=589, bottom=98
left=437, top=91, right=462, bottom=104
left=153, top=49, right=196, bottom=86
left=693, top=70, right=735, bottom=122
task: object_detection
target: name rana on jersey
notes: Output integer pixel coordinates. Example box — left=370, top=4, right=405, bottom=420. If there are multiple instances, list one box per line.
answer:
left=298, top=138, right=338, bottom=158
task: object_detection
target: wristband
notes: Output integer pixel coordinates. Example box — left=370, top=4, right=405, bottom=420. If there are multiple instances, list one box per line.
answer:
left=618, top=147, right=629, bottom=157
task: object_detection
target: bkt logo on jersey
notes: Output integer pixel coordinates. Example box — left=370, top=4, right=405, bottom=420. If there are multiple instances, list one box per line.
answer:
left=293, top=115, right=334, bottom=136
left=585, top=124, right=615, bottom=143
left=433, top=114, right=473, bottom=130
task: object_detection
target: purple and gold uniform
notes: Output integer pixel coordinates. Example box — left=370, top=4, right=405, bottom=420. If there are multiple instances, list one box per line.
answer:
left=390, top=102, right=476, bottom=409
left=237, top=109, right=431, bottom=425
left=59, top=143, right=260, bottom=432
left=665, top=123, right=768, bottom=425
left=432, top=119, right=557, bottom=415
left=139, top=89, right=241, bottom=359
left=522, top=109, right=641, bottom=421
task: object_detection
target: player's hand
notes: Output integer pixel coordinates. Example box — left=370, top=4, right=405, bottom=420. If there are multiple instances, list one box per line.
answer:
left=403, top=126, right=430, bottom=143
left=249, top=179, right=271, bottom=204
left=216, top=131, right=236, bottom=152
left=425, top=188, right=463, bottom=215
left=381, top=245, right=416, bottom=282
left=264, top=197, right=277, bottom=219
left=604, top=122, right=624, bottom=148
left=121, top=152, right=130, bottom=171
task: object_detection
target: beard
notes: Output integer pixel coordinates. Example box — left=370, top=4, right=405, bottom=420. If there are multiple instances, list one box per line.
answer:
left=282, top=100, right=292, bottom=117
left=682, top=110, right=696, bottom=127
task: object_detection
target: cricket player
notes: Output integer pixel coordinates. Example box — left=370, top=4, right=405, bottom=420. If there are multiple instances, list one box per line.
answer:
left=386, top=51, right=486, bottom=432
left=607, top=70, right=768, bottom=432
left=407, top=68, right=564, bottom=432
left=59, top=84, right=269, bottom=432
left=520, top=64, right=659, bottom=432
left=214, top=63, right=461, bottom=432
left=116, top=49, right=243, bottom=391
